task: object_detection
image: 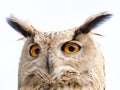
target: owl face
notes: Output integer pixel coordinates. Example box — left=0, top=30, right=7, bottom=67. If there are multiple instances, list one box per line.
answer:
left=7, top=12, right=112, bottom=90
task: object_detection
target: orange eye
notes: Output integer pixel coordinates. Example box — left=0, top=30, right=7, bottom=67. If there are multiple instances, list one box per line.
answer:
left=29, top=44, right=40, bottom=57
left=61, top=42, right=81, bottom=54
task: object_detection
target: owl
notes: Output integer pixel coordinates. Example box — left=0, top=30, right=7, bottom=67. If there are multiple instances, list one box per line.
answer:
left=7, top=12, right=112, bottom=90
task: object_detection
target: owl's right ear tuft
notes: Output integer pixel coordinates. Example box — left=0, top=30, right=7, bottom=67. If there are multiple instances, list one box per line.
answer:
left=6, top=15, right=36, bottom=37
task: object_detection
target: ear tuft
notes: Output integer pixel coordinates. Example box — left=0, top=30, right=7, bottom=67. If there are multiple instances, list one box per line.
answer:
left=6, top=15, right=36, bottom=37
left=73, top=12, right=112, bottom=39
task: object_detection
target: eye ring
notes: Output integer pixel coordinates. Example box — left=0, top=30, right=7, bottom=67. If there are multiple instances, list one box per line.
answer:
left=29, top=44, right=40, bottom=57
left=61, top=41, right=81, bottom=54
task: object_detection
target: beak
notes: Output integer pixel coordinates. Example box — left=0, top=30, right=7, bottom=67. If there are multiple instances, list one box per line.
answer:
left=46, top=53, right=51, bottom=74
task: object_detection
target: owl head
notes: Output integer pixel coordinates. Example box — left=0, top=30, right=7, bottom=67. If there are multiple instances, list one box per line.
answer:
left=7, top=12, right=112, bottom=90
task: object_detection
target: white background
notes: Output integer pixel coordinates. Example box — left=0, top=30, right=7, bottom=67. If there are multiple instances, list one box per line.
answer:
left=0, top=0, right=120, bottom=90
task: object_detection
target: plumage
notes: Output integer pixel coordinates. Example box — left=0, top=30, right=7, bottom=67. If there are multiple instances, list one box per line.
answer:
left=7, top=12, right=112, bottom=90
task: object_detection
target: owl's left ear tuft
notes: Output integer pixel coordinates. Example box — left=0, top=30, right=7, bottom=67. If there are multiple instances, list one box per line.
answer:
left=6, top=15, right=36, bottom=37
left=73, top=12, right=112, bottom=39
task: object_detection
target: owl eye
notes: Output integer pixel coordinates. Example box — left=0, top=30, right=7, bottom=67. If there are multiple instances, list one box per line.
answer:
left=61, top=42, right=81, bottom=54
left=29, top=44, right=40, bottom=57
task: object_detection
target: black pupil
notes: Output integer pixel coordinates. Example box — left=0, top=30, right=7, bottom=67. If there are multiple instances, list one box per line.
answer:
left=69, top=46, right=75, bottom=52
left=35, top=48, right=40, bottom=54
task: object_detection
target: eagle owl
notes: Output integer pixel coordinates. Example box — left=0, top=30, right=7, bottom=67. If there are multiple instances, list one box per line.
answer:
left=7, top=12, right=112, bottom=90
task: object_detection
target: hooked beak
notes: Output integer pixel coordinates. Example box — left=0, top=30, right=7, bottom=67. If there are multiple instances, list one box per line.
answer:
left=46, top=54, right=51, bottom=74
